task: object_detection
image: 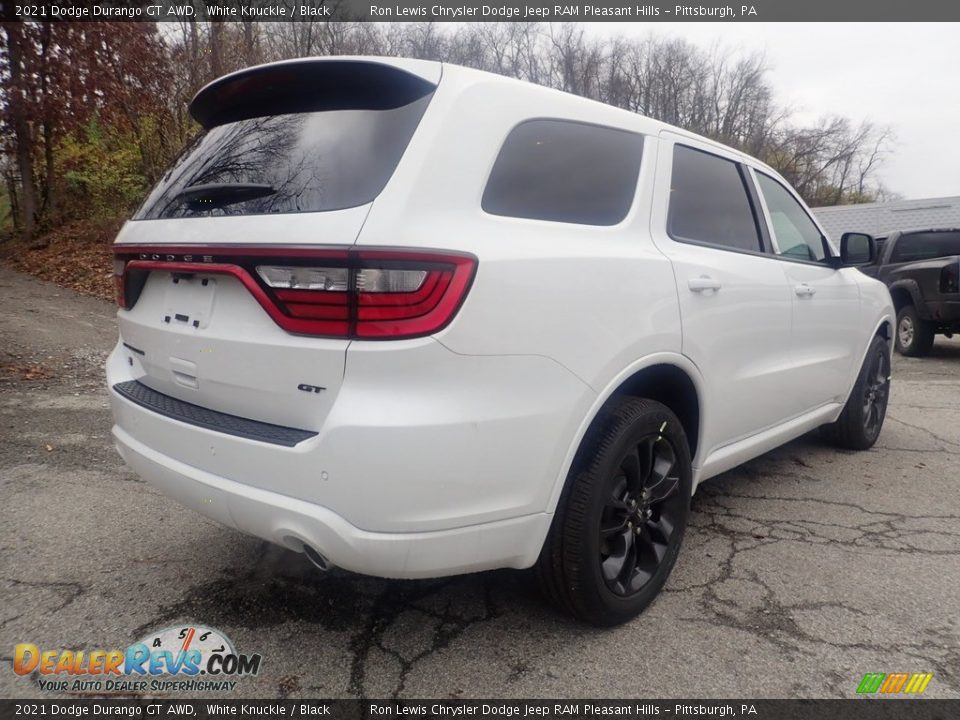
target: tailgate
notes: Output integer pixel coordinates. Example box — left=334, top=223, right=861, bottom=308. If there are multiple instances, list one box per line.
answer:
left=112, top=213, right=366, bottom=431
left=110, top=57, right=441, bottom=434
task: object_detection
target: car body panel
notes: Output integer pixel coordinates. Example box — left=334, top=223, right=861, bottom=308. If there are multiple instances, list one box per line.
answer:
left=108, top=56, right=895, bottom=578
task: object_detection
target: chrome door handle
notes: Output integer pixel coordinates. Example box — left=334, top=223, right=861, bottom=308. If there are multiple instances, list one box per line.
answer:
left=688, top=275, right=722, bottom=293
left=795, top=284, right=817, bottom=297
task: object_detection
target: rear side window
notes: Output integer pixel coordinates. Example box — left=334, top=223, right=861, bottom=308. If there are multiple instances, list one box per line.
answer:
left=482, top=119, right=643, bottom=226
left=668, top=145, right=761, bottom=252
left=135, top=94, right=432, bottom=219
left=890, top=231, right=960, bottom=263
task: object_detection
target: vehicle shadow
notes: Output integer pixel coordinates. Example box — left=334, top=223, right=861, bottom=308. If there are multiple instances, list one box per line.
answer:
left=136, top=435, right=832, bottom=697
left=925, top=337, right=960, bottom=359
left=135, top=534, right=576, bottom=696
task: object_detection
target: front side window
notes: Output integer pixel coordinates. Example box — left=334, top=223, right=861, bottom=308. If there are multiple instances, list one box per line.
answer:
left=755, top=172, right=827, bottom=262
left=482, top=119, right=644, bottom=226
left=667, top=145, right=762, bottom=252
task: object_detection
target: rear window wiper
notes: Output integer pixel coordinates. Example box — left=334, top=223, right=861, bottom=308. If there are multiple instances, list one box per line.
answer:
left=175, top=182, right=276, bottom=209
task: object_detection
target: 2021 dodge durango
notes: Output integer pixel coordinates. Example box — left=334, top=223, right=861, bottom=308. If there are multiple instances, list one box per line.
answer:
left=107, top=57, right=895, bottom=625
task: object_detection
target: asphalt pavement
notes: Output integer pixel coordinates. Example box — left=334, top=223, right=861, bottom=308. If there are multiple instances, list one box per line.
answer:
left=1, top=266, right=958, bottom=699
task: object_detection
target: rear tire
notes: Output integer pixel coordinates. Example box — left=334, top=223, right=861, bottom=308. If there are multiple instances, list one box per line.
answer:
left=820, top=334, right=891, bottom=450
left=536, top=398, right=692, bottom=626
left=895, top=305, right=934, bottom=356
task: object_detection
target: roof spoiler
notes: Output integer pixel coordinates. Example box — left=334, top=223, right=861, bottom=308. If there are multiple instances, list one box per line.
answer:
left=189, top=59, right=438, bottom=129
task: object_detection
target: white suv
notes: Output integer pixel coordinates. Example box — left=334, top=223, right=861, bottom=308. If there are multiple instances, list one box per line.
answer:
left=107, top=57, right=894, bottom=625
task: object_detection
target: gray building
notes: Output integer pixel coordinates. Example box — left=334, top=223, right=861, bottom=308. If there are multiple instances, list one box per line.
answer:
left=813, top=195, right=960, bottom=239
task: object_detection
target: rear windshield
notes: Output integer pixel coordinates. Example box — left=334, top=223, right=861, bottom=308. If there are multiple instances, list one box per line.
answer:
left=890, top=231, right=960, bottom=263
left=134, top=94, right=432, bottom=220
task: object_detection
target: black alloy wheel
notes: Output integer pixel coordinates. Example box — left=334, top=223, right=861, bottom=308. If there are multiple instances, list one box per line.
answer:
left=861, top=342, right=891, bottom=441
left=536, top=397, right=692, bottom=626
left=600, top=433, right=684, bottom=596
left=820, top=334, right=891, bottom=450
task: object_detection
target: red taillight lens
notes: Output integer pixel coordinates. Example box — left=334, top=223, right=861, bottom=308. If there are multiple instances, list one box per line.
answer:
left=113, top=257, right=128, bottom=308
left=940, top=263, right=959, bottom=294
left=112, top=246, right=477, bottom=340
left=356, top=254, right=474, bottom=338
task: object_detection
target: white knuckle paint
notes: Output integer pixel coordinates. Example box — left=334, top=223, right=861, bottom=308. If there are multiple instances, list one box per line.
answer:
left=107, top=56, right=894, bottom=581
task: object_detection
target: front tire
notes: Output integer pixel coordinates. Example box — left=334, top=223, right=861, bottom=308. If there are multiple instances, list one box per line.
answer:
left=536, top=398, right=692, bottom=626
left=895, top=304, right=934, bottom=356
left=820, top=334, right=891, bottom=450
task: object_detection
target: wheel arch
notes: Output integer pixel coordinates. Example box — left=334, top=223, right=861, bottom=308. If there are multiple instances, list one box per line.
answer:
left=611, top=364, right=701, bottom=461
left=888, top=280, right=925, bottom=317
left=876, top=318, right=892, bottom=341
left=871, top=314, right=895, bottom=352
left=838, top=315, right=894, bottom=410
left=889, top=286, right=913, bottom=312
left=546, top=353, right=704, bottom=515
left=877, top=315, right=894, bottom=364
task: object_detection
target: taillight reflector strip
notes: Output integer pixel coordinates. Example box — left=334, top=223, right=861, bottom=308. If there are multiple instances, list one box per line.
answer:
left=111, top=246, right=477, bottom=340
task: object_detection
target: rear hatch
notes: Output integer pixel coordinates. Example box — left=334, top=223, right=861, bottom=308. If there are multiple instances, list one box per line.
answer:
left=112, top=59, right=441, bottom=433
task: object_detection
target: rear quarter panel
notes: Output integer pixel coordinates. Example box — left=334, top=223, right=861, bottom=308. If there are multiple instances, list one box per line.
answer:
left=357, top=68, right=688, bottom=518
left=887, top=257, right=959, bottom=303
left=358, top=68, right=682, bottom=392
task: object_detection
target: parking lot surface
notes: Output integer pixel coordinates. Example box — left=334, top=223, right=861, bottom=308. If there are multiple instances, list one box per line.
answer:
left=1, top=266, right=958, bottom=699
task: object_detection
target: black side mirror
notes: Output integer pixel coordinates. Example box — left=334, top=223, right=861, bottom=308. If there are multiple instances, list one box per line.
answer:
left=839, top=232, right=875, bottom=266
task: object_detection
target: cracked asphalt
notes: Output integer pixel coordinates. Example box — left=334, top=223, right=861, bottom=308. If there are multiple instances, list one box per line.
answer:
left=1, top=265, right=958, bottom=700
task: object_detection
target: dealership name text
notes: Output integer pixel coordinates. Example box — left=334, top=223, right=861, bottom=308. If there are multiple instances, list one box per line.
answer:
left=368, top=4, right=756, bottom=18
left=368, top=705, right=757, bottom=717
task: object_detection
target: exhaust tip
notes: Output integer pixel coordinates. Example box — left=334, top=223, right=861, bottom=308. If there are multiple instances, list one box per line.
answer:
left=303, top=544, right=332, bottom=573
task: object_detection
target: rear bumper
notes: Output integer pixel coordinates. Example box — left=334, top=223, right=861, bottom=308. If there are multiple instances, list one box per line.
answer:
left=927, top=299, right=960, bottom=325
left=114, top=425, right=551, bottom=578
left=107, top=335, right=592, bottom=578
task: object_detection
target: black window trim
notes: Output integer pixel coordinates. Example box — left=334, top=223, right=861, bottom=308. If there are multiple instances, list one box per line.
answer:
left=480, top=116, right=646, bottom=228
left=665, top=143, right=769, bottom=258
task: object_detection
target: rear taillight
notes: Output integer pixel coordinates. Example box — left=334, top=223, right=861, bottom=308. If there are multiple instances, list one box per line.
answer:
left=255, top=265, right=350, bottom=291
left=940, top=263, right=959, bottom=294
left=111, top=246, right=477, bottom=340
left=113, top=256, right=127, bottom=308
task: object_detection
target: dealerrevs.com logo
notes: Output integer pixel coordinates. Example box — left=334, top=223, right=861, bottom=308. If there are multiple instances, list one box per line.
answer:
left=14, top=625, right=262, bottom=694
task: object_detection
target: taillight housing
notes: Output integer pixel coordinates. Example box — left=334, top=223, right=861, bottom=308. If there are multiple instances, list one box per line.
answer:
left=112, top=256, right=128, bottom=307
left=940, top=263, right=959, bottom=294
left=111, top=246, right=476, bottom=340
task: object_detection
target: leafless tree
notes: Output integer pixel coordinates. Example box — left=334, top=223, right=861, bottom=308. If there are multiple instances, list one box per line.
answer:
left=1, top=19, right=894, bottom=236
